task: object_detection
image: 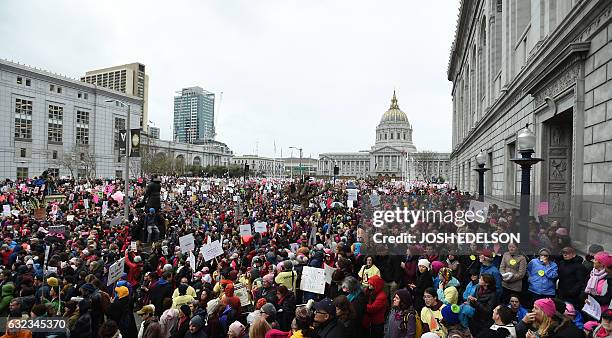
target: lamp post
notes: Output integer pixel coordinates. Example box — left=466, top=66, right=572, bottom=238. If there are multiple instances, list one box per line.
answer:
left=474, top=150, right=490, bottom=202
left=511, top=124, right=543, bottom=253
left=105, top=99, right=131, bottom=220
left=289, top=146, right=303, bottom=181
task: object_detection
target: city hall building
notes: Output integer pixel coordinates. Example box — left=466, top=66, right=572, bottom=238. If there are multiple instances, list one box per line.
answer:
left=448, top=0, right=612, bottom=248
left=0, top=59, right=143, bottom=180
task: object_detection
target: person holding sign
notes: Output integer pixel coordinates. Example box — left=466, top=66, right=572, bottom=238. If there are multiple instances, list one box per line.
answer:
left=584, top=251, right=612, bottom=314
left=526, top=248, right=558, bottom=308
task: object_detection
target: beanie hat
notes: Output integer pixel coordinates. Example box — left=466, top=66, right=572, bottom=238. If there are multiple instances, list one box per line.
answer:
left=228, top=321, right=246, bottom=337
left=190, top=315, right=204, bottom=328
left=417, top=259, right=431, bottom=270
left=594, top=251, right=612, bottom=268
left=555, top=227, right=568, bottom=236
left=431, top=261, right=444, bottom=275
left=256, top=298, right=267, bottom=310
left=263, top=273, right=274, bottom=284
left=441, top=304, right=461, bottom=325
left=115, top=286, right=129, bottom=299
left=534, top=298, right=556, bottom=317
left=588, top=244, right=604, bottom=255
left=564, top=303, right=576, bottom=317
left=261, top=303, right=276, bottom=316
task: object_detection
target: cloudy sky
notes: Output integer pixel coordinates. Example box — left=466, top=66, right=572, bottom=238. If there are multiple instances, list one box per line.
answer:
left=1, top=1, right=459, bottom=158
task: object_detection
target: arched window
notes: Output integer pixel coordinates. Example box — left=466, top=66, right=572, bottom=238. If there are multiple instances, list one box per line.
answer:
left=390, top=133, right=394, bottom=140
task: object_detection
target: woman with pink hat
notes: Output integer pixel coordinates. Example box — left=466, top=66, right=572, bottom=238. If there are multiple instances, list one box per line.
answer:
left=518, top=298, right=584, bottom=338
left=585, top=251, right=612, bottom=314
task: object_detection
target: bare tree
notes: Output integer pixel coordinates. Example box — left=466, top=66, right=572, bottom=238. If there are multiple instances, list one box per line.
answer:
left=415, top=150, right=439, bottom=181
left=56, top=150, right=77, bottom=178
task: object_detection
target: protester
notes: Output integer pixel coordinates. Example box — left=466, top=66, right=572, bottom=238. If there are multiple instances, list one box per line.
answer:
left=313, top=298, right=345, bottom=338
left=384, top=289, right=417, bottom=338
left=526, top=248, right=558, bottom=306
left=421, top=287, right=446, bottom=337
left=499, top=242, right=526, bottom=305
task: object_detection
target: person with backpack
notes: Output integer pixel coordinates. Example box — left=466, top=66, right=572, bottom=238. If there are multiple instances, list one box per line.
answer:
left=384, top=288, right=418, bottom=338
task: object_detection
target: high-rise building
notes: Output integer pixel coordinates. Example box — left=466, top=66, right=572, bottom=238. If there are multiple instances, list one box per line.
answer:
left=173, top=86, right=215, bottom=144
left=149, top=126, right=160, bottom=139
left=80, top=63, right=149, bottom=132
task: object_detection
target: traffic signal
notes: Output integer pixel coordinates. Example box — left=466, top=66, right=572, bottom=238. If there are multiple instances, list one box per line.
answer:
left=333, top=165, right=339, bottom=175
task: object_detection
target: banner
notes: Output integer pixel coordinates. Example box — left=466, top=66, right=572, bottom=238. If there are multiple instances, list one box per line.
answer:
left=299, top=266, right=326, bottom=294
left=129, top=129, right=141, bottom=157
left=201, top=240, right=224, bottom=261
left=2, top=205, right=10, bottom=217
left=107, top=258, right=125, bottom=286
left=48, top=225, right=66, bottom=235
left=117, top=129, right=127, bottom=155
left=130, top=241, right=137, bottom=252
left=239, top=224, right=252, bottom=237
left=179, top=234, right=195, bottom=254
left=347, top=189, right=358, bottom=202
left=254, top=222, right=267, bottom=234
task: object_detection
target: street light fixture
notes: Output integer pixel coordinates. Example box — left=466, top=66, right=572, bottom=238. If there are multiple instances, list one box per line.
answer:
left=105, top=99, right=131, bottom=220
left=511, top=123, right=543, bottom=253
left=474, top=150, right=490, bottom=202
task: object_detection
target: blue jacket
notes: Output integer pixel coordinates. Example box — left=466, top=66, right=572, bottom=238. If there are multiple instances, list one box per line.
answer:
left=480, top=264, right=502, bottom=299
left=527, top=258, right=558, bottom=296
left=508, top=304, right=528, bottom=322
left=463, top=281, right=478, bottom=301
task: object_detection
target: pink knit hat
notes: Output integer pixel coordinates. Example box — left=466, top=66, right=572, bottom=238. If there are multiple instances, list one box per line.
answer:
left=431, top=261, right=445, bottom=275
left=563, top=302, right=576, bottom=316
left=594, top=251, right=612, bottom=268
left=534, top=298, right=556, bottom=317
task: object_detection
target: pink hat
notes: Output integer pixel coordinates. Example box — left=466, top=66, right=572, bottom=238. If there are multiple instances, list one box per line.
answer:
left=431, top=261, right=444, bottom=275
left=263, top=273, right=274, bottom=284
left=594, top=251, right=612, bottom=268
left=555, top=227, right=569, bottom=236
left=563, top=302, right=576, bottom=316
left=583, top=321, right=599, bottom=332
left=534, top=298, right=556, bottom=317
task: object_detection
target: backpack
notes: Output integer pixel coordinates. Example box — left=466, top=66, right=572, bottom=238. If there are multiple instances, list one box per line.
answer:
left=414, top=312, right=423, bottom=338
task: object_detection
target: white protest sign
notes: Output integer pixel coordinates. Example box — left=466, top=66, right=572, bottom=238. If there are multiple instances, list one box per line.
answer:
left=2, top=205, right=10, bottom=217
left=66, top=215, right=75, bottom=222
left=254, top=222, right=267, bottom=234
left=84, top=199, right=89, bottom=209
left=178, top=205, right=186, bottom=217
left=130, top=241, right=137, bottom=252
left=188, top=251, right=196, bottom=269
left=179, top=234, right=195, bottom=254
left=110, top=216, right=122, bottom=226
left=347, top=200, right=354, bottom=209
left=107, top=258, right=125, bottom=286
left=468, top=200, right=490, bottom=221
left=239, top=224, right=251, bottom=237
left=324, top=264, right=337, bottom=285
left=201, top=240, right=224, bottom=261
left=299, top=266, right=326, bottom=294
left=234, top=283, right=250, bottom=307
left=583, top=295, right=602, bottom=320
left=233, top=195, right=239, bottom=202
left=102, top=201, right=108, bottom=215
left=347, top=189, right=358, bottom=201
left=47, top=266, right=58, bottom=274
left=370, top=194, right=380, bottom=207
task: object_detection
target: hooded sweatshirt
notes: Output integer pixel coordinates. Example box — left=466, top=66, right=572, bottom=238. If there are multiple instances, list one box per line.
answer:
left=362, top=275, right=387, bottom=328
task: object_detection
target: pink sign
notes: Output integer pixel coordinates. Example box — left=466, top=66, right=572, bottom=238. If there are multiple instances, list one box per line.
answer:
left=538, top=202, right=549, bottom=216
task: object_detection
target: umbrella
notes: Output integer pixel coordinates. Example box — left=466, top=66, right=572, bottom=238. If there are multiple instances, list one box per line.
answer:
left=330, top=202, right=344, bottom=208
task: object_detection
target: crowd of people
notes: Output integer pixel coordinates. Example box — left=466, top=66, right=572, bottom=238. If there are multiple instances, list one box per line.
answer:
left=0, top=173, right=609, bottom=338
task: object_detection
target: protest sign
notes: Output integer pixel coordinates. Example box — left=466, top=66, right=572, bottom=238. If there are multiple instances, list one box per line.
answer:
left=468, top=200, right=490, bottom=221
left=538, top=201, right=549, bottom=216
left=201, top=240, right=224, bottom=261
left=239, top=224, right=251, bottom=237
left=583, top=295, right=601, bottom=320
left=347, top=200, right=353, bottom=209
left=347, top=189, right=358, bottom=201
left=179, top=234, right=195, bottom=254
left=84, top=199, right=89, bottom=209
left=2, top=205, right=10, bottom=217
left=324, top=264, right=337, bottom=284
left=107, top=258, right=125, bottom=286
left=130, top=241, right=137, bottom=252
left=289, top=243, right=299, bottom=253
left=188, top=251, right=196, bottom=269
left=370, top=194, right=380, bottom=207
left=102, top=201, right=108, bottom=215
left=66, top=215, right=75, bottom=222
left=178, top=205, right=186, bottom=217
left=299, top=266, right=326, bottom=294
left=48, top=225, right=66, bottom=235
left=254, top=222, right=267, bottom=234
left=47, top=266, right=58, bottom=274
left=234, top=283, right=251, bottom=307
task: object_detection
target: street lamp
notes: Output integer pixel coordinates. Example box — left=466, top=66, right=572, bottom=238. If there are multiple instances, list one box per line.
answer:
left=510, top=124, right=543, bottom=253
left=474, top=150, right=490, bottom=202
left=105, top=99, right=131, bottom=220
left=289, top=146, right=303, bottom=181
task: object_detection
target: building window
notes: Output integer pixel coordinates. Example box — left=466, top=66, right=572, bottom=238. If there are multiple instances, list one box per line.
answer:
left=76, top=110, right=90, bottom=145
left=25, top=79, right=31, bottom=86
left=47, top=168, right=59, bottom=177
left=397, top=132, right=400, bottom=139
left=390, top=133, right=394, bottom=140
left=14, top=98, right=33, bottom=140
left=83, top=93, right=88, bottom=100
left=52, top=150, right=58, bottom=159
left=78, top=92, right=82, bottom=99
left=57, top=87, right=62, bottom=94
left=48, top=104, right=63, bottom=143
left=115, top=170, right=123, bottom=178
left=16, top=167, right=28, bottom=180
left=506, top=142, right=516, bottom=198
left=17, top=77, right=22, bottom=85
left=50, top=84, right=55, bottom=92
left=20, top=148, right=26, bottom=158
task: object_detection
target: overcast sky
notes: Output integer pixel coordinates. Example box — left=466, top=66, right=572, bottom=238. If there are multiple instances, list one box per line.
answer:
left=1, top=0, right=459, bottom=158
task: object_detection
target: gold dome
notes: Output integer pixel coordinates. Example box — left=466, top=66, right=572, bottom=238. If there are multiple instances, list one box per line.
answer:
left=380, top=91, right=409, bottom=123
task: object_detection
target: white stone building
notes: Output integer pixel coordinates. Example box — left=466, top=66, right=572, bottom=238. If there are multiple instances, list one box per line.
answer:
left=318, top=92, right=450, bottom=180
left=231, top=155, right=284, bottom=177
left=0, top=59, right=142, bottom=180
left=448, top=0, right=612, bottom=248
left=144, top=137, right=233, bottom=169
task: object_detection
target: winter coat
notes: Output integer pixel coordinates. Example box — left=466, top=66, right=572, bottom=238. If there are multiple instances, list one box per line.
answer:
left=316, top=318, right=346, bottom=338
left=413, top=269, right=433, bottom=310
left=437, top=277, right=460, bottom=305
left=377, top=255, right=403, bottom=284
left=142, top=317, right=163, bottom=338
left=557, top=255, right=587, bottom=303
left=125, top=252, right=144, bottom=287
left=384, top=308, right=416, bottom=338
left=107, top=296, right=133, bottom=338
left=463, top=281, right=478, bottom=302
left=403, top=257, right=419, bottom=286
left=159, top=308, right=179, bottom=338
left=348, top=289, right=367, bottom=327
left=150, top=279, right=173, bottom=317
left=71, top=302, right=93, bottom=338
left=527, top=258, right=558, bottom=296
left=171, top=294, right=195, bottom=310
left=362, top=275, right=387, bottom=328
left=275, top=270, right=297, bottom=291
left=480, top=264, right=503, bottom=299
left=499, top=252, right=527, bottom=292
left=469, top=286, right=498, bottom=334
left=0, top=284, right=15, bottom=317
left=474, top=324, right=517, bottom=338
left=277, top=292, right=297, bottom=331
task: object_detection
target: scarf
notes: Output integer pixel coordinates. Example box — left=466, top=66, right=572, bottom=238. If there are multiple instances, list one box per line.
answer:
left=347, top=288, right=361, bottom=302
left=585, top=268, right=607, bottom=295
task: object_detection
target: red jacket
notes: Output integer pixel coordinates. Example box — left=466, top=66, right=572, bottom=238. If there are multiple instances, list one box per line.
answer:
left=362, top=274, right=387, bottom=327
left=124, top=252, right=143, bottom=286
